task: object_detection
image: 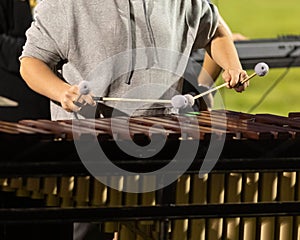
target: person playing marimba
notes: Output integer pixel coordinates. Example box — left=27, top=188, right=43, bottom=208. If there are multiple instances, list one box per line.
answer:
left=19, top=0, right=249, bottom=119
left=19, top=0, right=249, bottom=239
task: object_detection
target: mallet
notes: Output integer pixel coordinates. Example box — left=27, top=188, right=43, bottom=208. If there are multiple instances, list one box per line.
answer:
left=78, top=82, right=194, bottom=109
left=193, top=62, right=269, bottom=100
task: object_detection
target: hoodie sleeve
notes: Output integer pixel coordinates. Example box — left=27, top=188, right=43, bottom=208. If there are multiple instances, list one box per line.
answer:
left=193, top=0, right=220, bottom=50
left=20, top=0, right=68, bottom=69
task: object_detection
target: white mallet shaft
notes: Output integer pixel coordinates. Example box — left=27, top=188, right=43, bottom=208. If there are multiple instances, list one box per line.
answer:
left=193, top=72, right=256, bottom=100
left=193, top=82, right=228, bottom=100
left=77, top=81, right=171, bottom=105
left=93, top=96, right=171, bottom=104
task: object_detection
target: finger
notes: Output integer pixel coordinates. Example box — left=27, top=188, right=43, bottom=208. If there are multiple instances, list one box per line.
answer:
left=81, top=94, right=96, bottom=106
left=230, top=72, right=241, bottom=88
left=234, top=71, right=249, bottom=92
left=234, top=84, right=245, bottom=92
left=240, top=71, right=249, bottom=83
left=221, top=71, right=231, bottom=88
left=70, top=84, right=96, bottom=107
left=65, top=91, right=79, bottom=102
left=69, top=85, right=79, bottom=94
left=61, top=98, right=81, bottom=112
left=61, top=86, right=82, bottom=112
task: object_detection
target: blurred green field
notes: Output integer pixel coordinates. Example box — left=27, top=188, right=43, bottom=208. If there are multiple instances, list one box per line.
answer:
left=211, top=0, right=300, bottom=116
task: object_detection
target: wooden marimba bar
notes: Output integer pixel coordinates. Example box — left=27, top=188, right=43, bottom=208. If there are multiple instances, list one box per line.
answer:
left=1, top=110, right=300, bottom=240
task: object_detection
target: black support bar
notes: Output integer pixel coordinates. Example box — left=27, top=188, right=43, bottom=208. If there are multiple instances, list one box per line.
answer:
left=1, top=202, right=300, bottom=224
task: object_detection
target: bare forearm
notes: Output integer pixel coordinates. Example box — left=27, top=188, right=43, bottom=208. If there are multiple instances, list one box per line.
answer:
left=198, top=53, right=222, bottom=86
left=20, top=57, right=70, bottom=103
left=208, top=24, right=242, bottom=71
left=20, top=57, right=95, bottom=112
left=205, top=23, right=248, bottom=91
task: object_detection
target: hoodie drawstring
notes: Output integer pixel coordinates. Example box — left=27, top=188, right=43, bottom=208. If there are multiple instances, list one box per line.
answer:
left=125, top=0, right=158, bottom=85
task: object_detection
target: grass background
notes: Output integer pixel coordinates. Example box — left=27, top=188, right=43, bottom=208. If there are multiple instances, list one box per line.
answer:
left=211, top=0, right=300, bottom=116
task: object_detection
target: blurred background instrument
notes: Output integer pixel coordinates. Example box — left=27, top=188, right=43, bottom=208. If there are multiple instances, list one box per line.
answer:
left=0, top=96, right=18, bottom=107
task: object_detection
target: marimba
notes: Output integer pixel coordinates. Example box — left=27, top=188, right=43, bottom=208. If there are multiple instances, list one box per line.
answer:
left=1, top=110, right=300, bottom=240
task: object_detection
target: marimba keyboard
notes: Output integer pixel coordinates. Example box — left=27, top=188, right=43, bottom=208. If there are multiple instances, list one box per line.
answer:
left=1, top=110, right=300, bottom=240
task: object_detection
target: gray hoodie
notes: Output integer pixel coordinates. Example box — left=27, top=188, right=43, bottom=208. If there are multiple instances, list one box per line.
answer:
left=21, top=0, right=219, bottom=120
